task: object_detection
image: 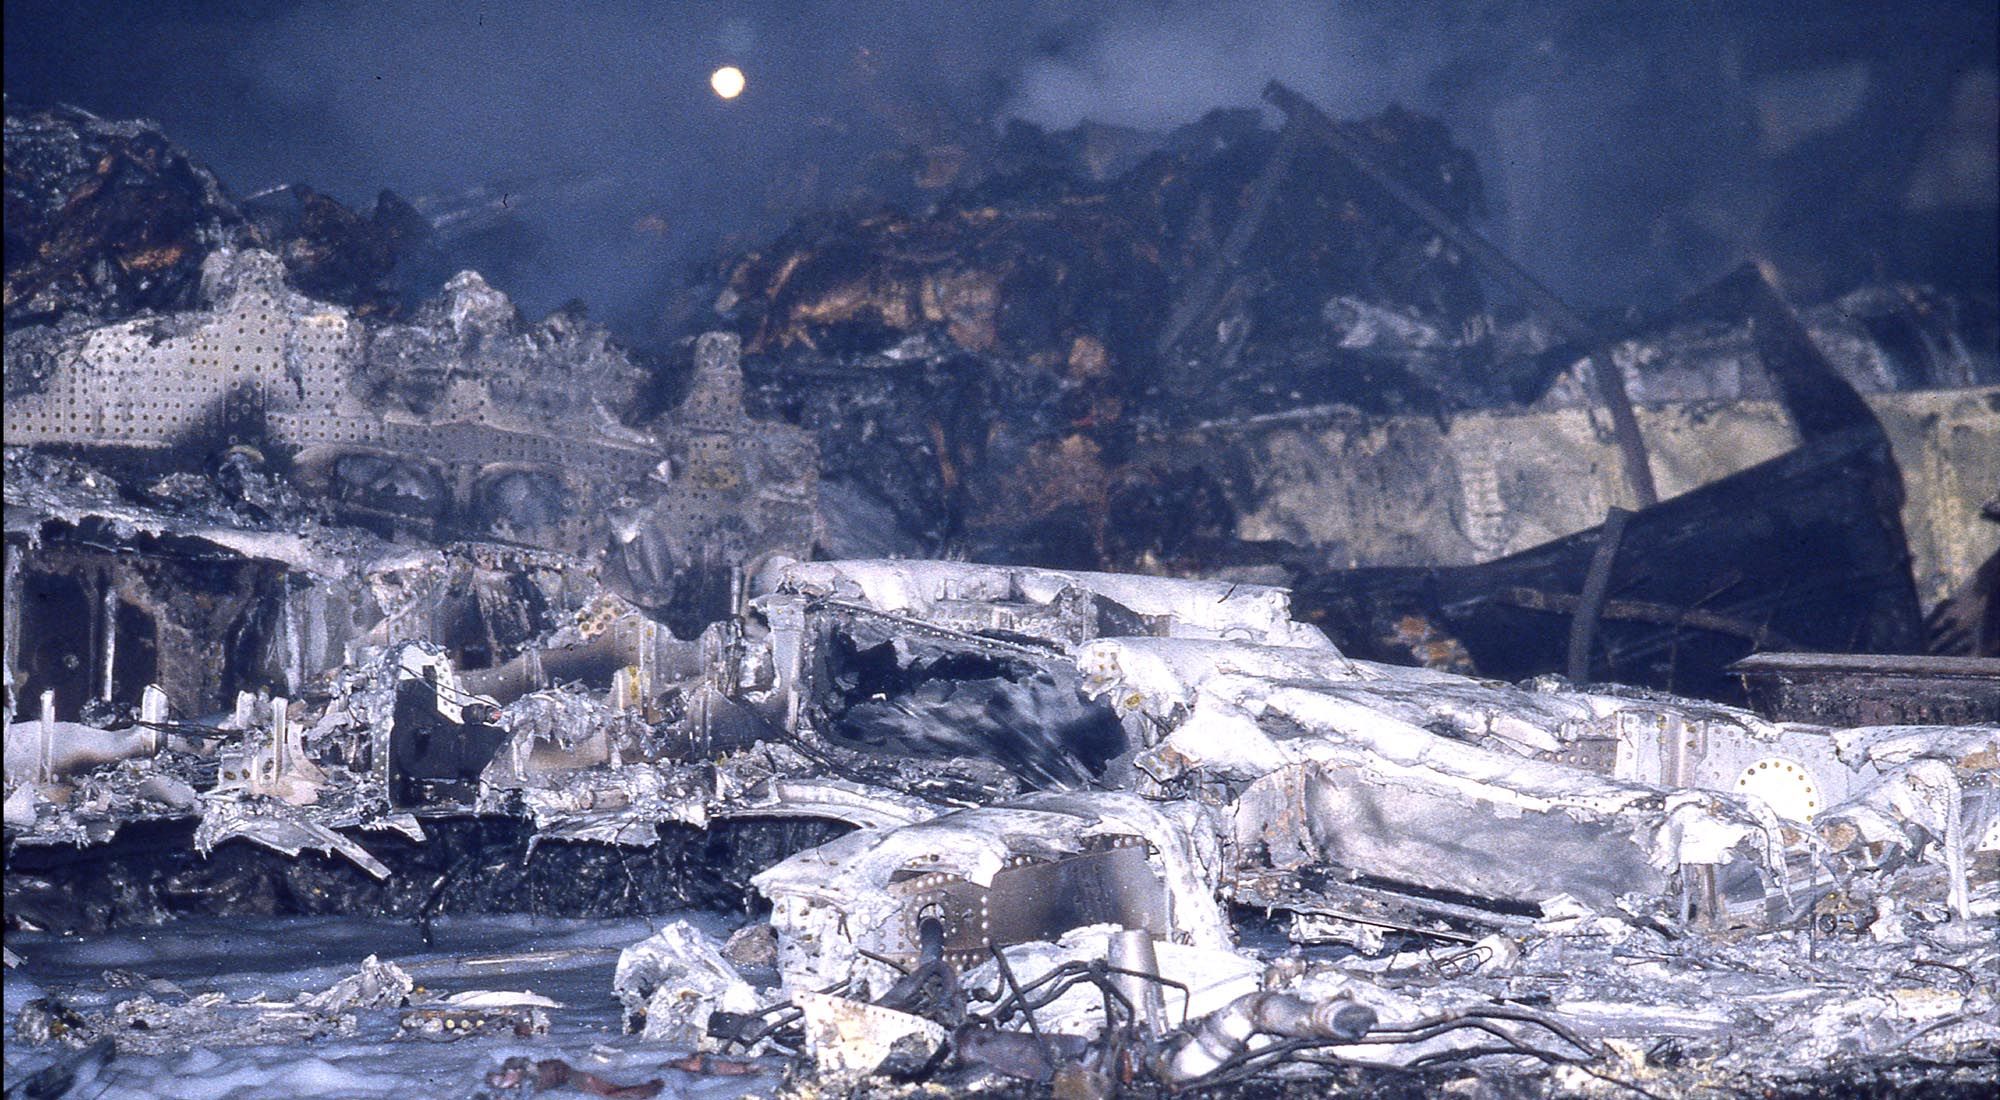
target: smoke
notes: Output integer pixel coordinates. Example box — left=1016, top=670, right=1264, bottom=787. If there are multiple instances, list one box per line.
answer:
left=6, top=0, right=1042, bottom=335
left=7, top=0, right=1994, bottom=335
left=212, top=0, right=1054, bottom=335
left=1006, top=5, right=1411, bottom=133
left=1005, top=1, right=1997, bottom=307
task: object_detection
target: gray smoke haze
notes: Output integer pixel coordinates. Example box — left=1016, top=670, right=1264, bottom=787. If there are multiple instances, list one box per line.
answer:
left=1008, top=2, right=1432, bottom=131
left=7, top=0, right=1994, bottom=338
left=1008, top=0, right=1996, bottom=308
left=6, top=0, right=1041, bottom=334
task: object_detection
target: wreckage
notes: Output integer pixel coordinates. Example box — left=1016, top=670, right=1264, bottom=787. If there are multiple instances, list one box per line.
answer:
left=5, top=87, right=1999, bottom=1099
left=7, top=556, right=1996, bottom=1096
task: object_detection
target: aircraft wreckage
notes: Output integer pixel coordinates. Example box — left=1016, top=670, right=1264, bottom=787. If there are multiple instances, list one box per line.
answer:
left=5, top=94, right=1999, bottom=1099
left=3, top=550, right=1997, bottom=1096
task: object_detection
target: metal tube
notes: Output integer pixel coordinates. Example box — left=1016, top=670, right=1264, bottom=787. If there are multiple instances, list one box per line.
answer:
left=1168, top=991, right=1377, bottom=1081
left=1107, top=929, right=1166, bottom=1038
left=39, top=689, right=55, bottom=783
left=4, top=542, right=21, bottom=727
left=98, top=570, right=117, bottom=702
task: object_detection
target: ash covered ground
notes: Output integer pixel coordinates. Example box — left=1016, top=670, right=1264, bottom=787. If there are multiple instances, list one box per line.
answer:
left=5, top=4, right=1999, bottom=1099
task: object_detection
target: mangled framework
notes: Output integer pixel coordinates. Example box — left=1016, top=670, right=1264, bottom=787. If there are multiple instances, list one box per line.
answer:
left=8, top=556, right=1994, bottom=1095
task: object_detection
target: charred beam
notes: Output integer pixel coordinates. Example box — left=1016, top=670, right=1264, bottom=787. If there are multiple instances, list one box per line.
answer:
left=1155, top=118, right=1305, bottom=363
left=1265, top=80, right=1659, bottom=508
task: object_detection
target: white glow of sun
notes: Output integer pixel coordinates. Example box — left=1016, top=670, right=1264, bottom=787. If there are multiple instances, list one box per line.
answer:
left=710, top=65, right=745, bottom=100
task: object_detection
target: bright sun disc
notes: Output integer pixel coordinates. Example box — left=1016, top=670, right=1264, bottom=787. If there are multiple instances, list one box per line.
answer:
left=710, top=65, right=745, bottom=99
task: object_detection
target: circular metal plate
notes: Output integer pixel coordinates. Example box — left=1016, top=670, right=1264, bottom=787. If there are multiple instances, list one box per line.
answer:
left=1734, top=756, right=1823, bottom=822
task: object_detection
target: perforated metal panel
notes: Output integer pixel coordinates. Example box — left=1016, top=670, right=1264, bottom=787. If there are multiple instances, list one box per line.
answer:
left=1734, top=756, right=1825, bottom=822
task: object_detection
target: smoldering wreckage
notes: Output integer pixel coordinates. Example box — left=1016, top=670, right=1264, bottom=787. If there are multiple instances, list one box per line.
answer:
left=2, top=84, right=1997, bottom=1100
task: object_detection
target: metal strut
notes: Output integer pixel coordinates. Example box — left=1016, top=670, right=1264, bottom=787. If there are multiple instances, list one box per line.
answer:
left=1265, top=81, right=1658, bottom=509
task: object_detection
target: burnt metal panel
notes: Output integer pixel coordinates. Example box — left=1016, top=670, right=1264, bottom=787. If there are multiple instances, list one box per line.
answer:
left=1731, top=652, right=2000, bottom=725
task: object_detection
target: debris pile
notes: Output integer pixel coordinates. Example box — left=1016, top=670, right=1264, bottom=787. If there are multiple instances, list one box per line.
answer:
left=5, top=103, right=429, bottom=328
left=8, top=559, right=1996, bottom=1095
left=716, top=88, right=1995, bottom=599
left=5, top=104, right=242, bottom=327
left=4, top=89, right=1997, bottom=1099
left=722, top=99, right=1508, bottom=568
left=15, top=954, right=416, bottom=1057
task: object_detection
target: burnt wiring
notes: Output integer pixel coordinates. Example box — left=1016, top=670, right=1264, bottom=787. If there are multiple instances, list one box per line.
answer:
left=695, top=924, right=1668, bottom=1099
left=975, top=955, right=1194, bottom=1036
left=1164, top=1002, right=1624, bottom=1096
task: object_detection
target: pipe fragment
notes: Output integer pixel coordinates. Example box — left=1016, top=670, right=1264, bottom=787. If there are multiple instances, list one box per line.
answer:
left=1167, top=991, right=1377, bottom=1081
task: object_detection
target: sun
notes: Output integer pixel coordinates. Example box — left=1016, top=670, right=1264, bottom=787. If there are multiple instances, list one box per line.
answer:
left=710, top=65, right=745, bottom=100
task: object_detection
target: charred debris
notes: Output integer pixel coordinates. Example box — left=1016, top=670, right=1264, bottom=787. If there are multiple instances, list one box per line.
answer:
left=4, top=89, right=1999, bottom=1099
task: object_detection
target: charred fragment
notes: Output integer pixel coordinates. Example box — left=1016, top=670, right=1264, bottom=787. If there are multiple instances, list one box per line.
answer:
left=4, top=104, right=435, bottom=329
left=1732, top=652, right=2000, bottom=726
left=4, top=104, right=241, bottom=328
